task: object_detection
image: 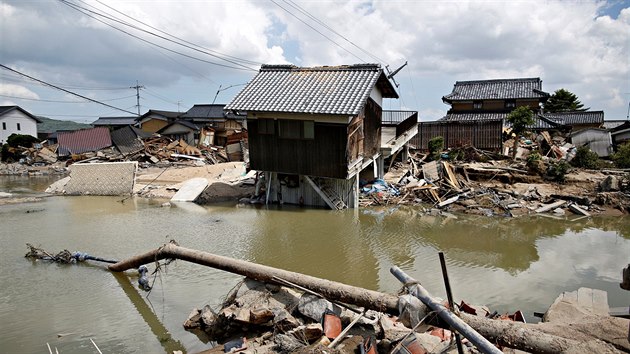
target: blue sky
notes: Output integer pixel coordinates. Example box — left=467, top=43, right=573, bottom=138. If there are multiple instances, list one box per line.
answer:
left=1, top=0, right=628, bottom=123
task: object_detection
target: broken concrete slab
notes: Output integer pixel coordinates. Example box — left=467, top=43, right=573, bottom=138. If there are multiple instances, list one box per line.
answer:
left=535, top=200, right=566, bottom=213
left=45, top=176, right=70, bottom=194
left=297, top=293, right=342, bottom=322
left=568, top=203, right=591, bottom=217
left=64, top=162, right=137, bottom=195
left=171, top=177, right=209, bottom=202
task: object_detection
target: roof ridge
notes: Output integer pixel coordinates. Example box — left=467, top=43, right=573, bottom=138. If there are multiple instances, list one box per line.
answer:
left=260, top=63, right=381, bottom=72
left=454, top=77, right=541, bottom=85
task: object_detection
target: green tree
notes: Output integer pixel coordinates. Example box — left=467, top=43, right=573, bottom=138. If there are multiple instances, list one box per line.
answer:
left=612, top=143, right=630, bottom=168
left=506, top=106, right=534, bottom=159
left=544, top=88, right=588, bottom=113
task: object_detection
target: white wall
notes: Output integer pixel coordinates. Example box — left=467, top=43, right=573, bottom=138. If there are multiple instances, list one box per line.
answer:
left=0, top=110, right=38, bottom=144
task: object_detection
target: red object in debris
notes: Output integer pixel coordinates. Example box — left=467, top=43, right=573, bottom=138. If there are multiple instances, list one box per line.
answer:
left=429, top=328, right=453, bottom=342
left=392, top=335, right=427, bottom=354
left=322, top=310, right=342, bottom=339
left=459, top=301, right=478, bottom=315
left=360, top=336, right=377, bottom=354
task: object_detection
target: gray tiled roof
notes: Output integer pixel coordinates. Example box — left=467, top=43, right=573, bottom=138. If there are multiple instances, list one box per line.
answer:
left=440, top=112, right=561, bottom=130
left=602, top=120, right=628, bottom=130
left=542, top=111, right=604, bottom=126
left=225, top=64, right=398, bottom=115
left=92, top=116, right=137, bottom=126
left=442, top=78, right=548, bottom=102
left=439, top=112, right=508, bottom=122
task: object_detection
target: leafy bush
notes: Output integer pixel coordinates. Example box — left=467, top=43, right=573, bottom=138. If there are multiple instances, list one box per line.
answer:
left=428, top=136, right=444, bottom=161
left=571, top=146, right=601, bottom=169
left=612, top=143, right=630, bottom=168
left=526, top=152, right=541, bottom=165
left=546, top=160, right=570, bottom=183
left=6, top=133, right=39, bottom=148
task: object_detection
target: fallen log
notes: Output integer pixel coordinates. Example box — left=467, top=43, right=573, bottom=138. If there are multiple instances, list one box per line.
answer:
left=109, top=243, right=623, bottom=353
left=108, top=243, right=398, bottom=313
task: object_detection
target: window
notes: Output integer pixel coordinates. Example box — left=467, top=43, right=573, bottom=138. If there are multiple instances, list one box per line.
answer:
left=2, top=122, right=5, bottom=130
left=278, top=120, right=315, bottom=140
left=16, top=123, right=21, bottom=131
left=505, top=100, right=516, bottom=109
left=279, top=120, right=301, bottom=139
left=258, top=119, right=274, bottom=134
left=473, top=101, right=483, bottom=109
left=303, top=121, right=314, bottom=139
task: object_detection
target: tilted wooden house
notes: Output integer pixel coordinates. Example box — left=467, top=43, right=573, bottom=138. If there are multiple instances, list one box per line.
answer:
left=225, top=64, right=403, bottom=209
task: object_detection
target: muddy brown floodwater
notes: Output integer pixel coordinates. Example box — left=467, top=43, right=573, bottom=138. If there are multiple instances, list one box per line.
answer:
left=0, top=175, right=629, bottom=354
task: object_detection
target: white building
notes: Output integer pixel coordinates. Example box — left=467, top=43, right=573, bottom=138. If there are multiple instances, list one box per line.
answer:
left=0, top=106, right=40, bottom=144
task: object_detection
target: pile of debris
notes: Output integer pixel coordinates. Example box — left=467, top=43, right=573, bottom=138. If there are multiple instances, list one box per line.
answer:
left=1, top=127, right=249, bottom=175
left=183, top=278, right=508, bottom=354
left=362, top=146, right=630, bottom=216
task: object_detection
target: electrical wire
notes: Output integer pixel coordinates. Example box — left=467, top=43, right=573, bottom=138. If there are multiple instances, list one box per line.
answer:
left=270, top=0, right=365, bottom=62
left=0, top=93, right=136, bottom=103
left=91, top=0, right=262, bottom=67
left=0, top=64, right=138, bottom=115
left=59, top=0, right=257, bottom=72
left=282, top=0, right=385, bottom=64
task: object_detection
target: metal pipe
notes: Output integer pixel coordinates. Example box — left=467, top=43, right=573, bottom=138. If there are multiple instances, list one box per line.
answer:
left=390, top=266, right=502, bottom=354
left=439, top=252, right=465, bottom=354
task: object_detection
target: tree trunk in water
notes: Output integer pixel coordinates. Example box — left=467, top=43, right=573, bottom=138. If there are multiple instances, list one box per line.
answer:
left=108, top=243, right=398, bottom=313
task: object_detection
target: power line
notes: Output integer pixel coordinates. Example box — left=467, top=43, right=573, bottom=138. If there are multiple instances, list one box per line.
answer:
left=270, top=0, right=366, bottom=62
left=282, top=0, right=385, bottom=64
left=0, top=64, right=138, bottom=115
left=91, top=0, right=262, bottom=67
left=0, top=93, right=136, bottom=103
left=59, top=0, right=258, bottom=72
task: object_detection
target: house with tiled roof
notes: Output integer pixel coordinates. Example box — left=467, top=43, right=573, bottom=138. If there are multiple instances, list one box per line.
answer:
left=92, top=116, right=137, bottom=130
left=179, top=104, right=246, bottom=146
left=442, top=78, right=549, bottom=115
left=0, top=106, right=41, bottom=144
left=225, top=63, right=413, bottom=209
left=137, top=109, right=181, bottom=133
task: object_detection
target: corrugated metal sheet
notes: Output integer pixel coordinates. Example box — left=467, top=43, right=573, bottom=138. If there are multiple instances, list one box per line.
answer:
left=443, top=78, right=547, bottom=102
left=226, top=64, right=397, bottom=115
left=275, top=174, right=355, bottom=208
left=57, top=127, right=112, bottom=156
left=111, top=126, right=144, bottom=155
left=412, top=120, right=503, bottom=150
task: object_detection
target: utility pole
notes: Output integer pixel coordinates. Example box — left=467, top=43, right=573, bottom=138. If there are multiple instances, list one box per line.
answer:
left=130, top=81, right=144, bottom=116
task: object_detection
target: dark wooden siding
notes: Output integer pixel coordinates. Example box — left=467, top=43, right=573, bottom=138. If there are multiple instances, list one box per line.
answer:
left=363, top=98, right=382, bottom=157
left=248, top=119, right=348, bottom=178
left=411, top=120, right=503, bottom=150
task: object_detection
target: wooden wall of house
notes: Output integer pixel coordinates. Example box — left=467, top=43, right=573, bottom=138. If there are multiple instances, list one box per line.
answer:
left=412, top=120, right=503, bottom=150
left=248, top=119, right=348, bottom=178
left=450, top=99, right=541, bottom=112
left=363, top=98, right=382, bottom=157
left=141, top=119, right=168, bottom=133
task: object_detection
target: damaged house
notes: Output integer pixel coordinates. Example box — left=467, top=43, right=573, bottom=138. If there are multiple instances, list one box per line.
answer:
left=415, top=78, right=551, bottom=150
left=226, top=64, right=417, bottom=209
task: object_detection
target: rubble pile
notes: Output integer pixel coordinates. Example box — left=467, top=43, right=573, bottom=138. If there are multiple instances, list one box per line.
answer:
left=183, top=278, right=503, bottom=354
left=362, top=142, right=630, bottom=216
left=1, top=132, right=248, bottom=176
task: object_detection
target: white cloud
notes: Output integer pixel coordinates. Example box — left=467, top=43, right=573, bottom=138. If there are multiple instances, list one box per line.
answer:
left=0, top=84, right=39, bottom=99
left=0, top=0, right=627, bottom=120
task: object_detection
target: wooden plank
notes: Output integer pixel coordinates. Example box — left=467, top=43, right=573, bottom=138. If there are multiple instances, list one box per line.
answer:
left=438, top=195, right=459, bottom=208
left=535, top=200, right=566, bottom=213
left=422, top=161, right=440, bottom=181
left=442, top=161, right=461, bottom=190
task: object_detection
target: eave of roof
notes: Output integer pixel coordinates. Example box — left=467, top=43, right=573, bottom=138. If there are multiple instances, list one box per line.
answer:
left=0, top=105, right=42, bottom=123
left=225, top=63, right=398, bottom=116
